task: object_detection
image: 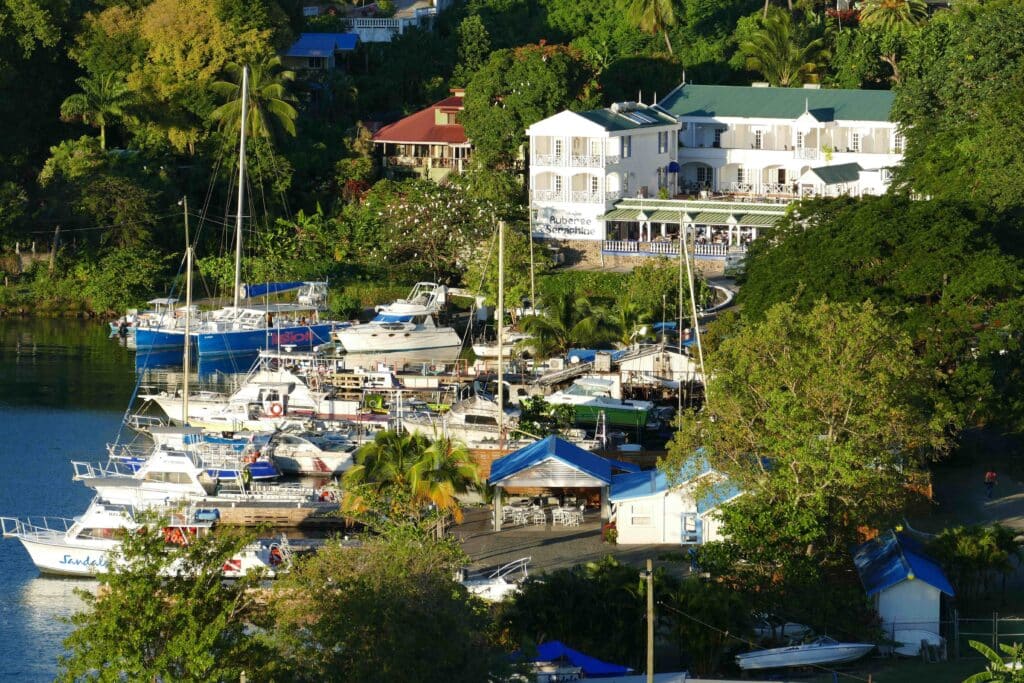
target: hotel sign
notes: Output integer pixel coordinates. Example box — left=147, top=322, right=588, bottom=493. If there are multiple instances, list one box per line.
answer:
left=532, top=208, right=602, bottom=241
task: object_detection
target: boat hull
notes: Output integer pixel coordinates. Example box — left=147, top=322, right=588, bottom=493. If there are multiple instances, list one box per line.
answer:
left=569, top=403, right=651, bottom=429
left=272, top=452, right=354, bottom=476
left=892, top=630, right=942, bottom=657
left=196, top=323, right=336, bottom=357
left=736, top=643, right=875, bottom=670
left=17, top=535, right=116, bottom=577
left=135, top=328, right=193, bottom=353
left=336, top=327, right=462, bottom=358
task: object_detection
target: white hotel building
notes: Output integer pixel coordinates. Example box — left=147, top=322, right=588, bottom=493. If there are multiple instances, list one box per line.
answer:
left=527, top=84, right=903, bottom=261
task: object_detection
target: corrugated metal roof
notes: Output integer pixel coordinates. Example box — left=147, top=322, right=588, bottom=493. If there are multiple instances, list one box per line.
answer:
left=372, top=94, right=468, bottom=145
left=600, top=208, right=641, bottom=221
left=488, top=435, right=637, bottom=486
left=285, top=32, right=358, bottom=57
left=694, top=212, right=731, bottom=224
left=853, top=531, right=955, bottom=597
left=738, top=213, right=782, bottom=227
left=808, top=162, right=862, bottom=185
left=610, top=454, right=742, bottom=510
left=577, top=105, right=677, bottom=132
left=658, top=84, right=894, bottom=122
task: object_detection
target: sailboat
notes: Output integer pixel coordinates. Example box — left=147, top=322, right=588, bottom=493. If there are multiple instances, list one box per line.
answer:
left=136, top=66, right=342, bottom=359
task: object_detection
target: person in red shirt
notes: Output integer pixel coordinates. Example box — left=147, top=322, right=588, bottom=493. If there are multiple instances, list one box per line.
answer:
left=985, top=470, right=998, bottom=499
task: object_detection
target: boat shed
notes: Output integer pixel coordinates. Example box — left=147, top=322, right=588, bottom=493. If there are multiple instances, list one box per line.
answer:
left=609, top=459, right=741, bottom=545
left=853, top=531, right=955, bottom=635
left=487, top=435, right=639, bottom=531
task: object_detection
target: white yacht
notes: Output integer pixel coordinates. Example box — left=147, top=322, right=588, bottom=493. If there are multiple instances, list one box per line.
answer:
left=403, top=395, right=529, bottom=452
left=267, top=431, right=360, bottom=476
left=735, top=637, right=875, bottom=671
left=334, top=283, right=463, bottom=360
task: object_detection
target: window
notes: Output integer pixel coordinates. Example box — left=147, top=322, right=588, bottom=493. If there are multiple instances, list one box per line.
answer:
left=796, top=131, right=804, bottom=148
left=892, top=132, right=905, bottom=154
left=754, top=130, right=763, bottom=150
left=553, top=138, right=563, bottom=158
left=621, top=135, right=632, bottom=158
left=736, top=167, right=745, bottom=183
left=590, top=176, right=600, bottom=194
left=553, top=175, right=562, bottom=194
left=630, top=504, right=653, bottom=527
left=658, top=131, right=668, bottom=154
left=445, top=112, right=459, bottom=125
left=696, top=166, right=713, bottom=187
left=681, top=514, right=700, bottom=544
left=850, top=132, right=861, bottom=153
left=713, top=128, right=723, bottom=148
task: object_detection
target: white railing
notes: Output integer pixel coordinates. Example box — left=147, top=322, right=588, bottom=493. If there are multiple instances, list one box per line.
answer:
left=605, top=154, right=621, bottom=165
left=533, top=154, right=563, bottom=167
left=649, top=241, right=681, bottom=255
left=605, top=190, right=623, bottom=201
left=570, top=190, right=602, bottom=203
left=761, top=183, right=792, bottom=195
left=727, top=182, right=754, bottom=193
left=603, top=240, right=639, bottom=253
left=343, top=18, right=402, bottom=28
left=533, top=189, right=564, bottom=201
left=570, top=154, right=602, bottom=167
left=694, top=243, right=729, bottom=256
left=793, top=148, right=820, bottom=160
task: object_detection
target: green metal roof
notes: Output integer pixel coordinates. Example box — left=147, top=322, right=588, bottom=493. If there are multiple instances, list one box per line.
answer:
left=808, top=162, right=862, bottom=184
left=658, top=84, right=894, bottom=122
left=613, top=197, right=789, bottom=216
left=739, top=213, right=783, bottom=227
left=600, top=208, right=642, bottom=221
left=602, top=205, right=785, bottom=228
left=577, top=105, right=678, bottom=132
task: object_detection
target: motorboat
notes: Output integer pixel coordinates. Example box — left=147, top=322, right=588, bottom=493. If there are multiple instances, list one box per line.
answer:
left=471, top=328, right=532, bottom=359
left=0, top=498, right=215, bottom=577
left=110, top=432, right=281, bottom=483
left=545, top=376, right=654, bottom=430
left=402, top=394, right=530, bottom=452
left=109, top=298, right=179, bottom=338
left=334, top=283, right=463, bottom=360
left=458, top=557, right=530, bottom=602
left=735, top=637, right=875, bottom=671
left=1, top=498, right=290, bottom=578
left=70, top=447, right=333, bottom=518
left=266, top=430, right=360, bottom=476
left=139, top=367, right=365, bottom=431
left=892, top=629, right=943, bottom=657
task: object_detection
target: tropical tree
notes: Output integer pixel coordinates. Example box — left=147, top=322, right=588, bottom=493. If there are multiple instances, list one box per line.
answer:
left=610, top=299, right=654, bottom=346
left=627, top=0, right=677, bottom=54
left=59, top=72, right=133, bottom=150
left=738, top=10, right=828, bottom=87
left=520, top=291, right=618, bottom=358
left=858, top=0, right=927, bottom=31
left=964, top=640, right=1024, bottom=683
left=210, top=56, right=298, bottom=141
left=410, top=436, right=481, bottom=523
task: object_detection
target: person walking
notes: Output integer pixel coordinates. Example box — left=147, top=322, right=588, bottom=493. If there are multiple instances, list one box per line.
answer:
left=985, top=469, right=998, bottom=499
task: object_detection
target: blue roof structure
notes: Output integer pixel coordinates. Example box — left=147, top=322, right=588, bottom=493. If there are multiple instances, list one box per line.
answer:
left=853, top=531, right=955, bottom=598
left=285, top=33, right=358, bottom=58
left=487, top=435, right=639, bottom=486
left=512, top=641, right=633, bottom=677
left=609, top=456, right=741, bottom=512
left=566, top=348, right=628, bottom=364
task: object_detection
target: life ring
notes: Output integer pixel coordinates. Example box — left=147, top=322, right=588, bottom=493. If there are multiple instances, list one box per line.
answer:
left=319, top=489, right=335, bottom=502
left=269, top=402, right=284, bottom=417
left=269, top=547, right=284, bottom=566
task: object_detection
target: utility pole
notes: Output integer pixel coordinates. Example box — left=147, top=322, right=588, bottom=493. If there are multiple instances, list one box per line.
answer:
left=497, top=220, right=505, bottom=452
left=644, top=558, right=655, bottom=683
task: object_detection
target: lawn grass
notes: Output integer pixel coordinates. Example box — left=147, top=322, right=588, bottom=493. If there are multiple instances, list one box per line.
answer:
left=801, top=656, right=982, bottom=683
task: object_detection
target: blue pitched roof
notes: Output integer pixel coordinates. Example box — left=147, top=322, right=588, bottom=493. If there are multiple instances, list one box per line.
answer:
left=512, top=641, right=633, bottom=676
left=285, top=33, right=358, bottom=58
left=609, top=456, right=741, bottom=511
left=853, top=531, right=955, bottom=598
left=567, top=348, right=628, bottom=364
left=487, top=435, right=637, bottom=485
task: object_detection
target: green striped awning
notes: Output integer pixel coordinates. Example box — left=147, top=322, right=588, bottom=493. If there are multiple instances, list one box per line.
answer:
left=736, top=213, right=782, bottom=227
left=600, top=208, right=641, bottom=221
left=693, top=212, right=731, bottom=224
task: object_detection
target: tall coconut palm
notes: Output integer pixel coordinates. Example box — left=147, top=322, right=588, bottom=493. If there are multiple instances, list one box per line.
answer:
left=60, top=72, right=133, bottom=150
left=739, top=10, right=828, bottom=87
left=409, top=437, right=480, bottom=524
left=344, top=430, right=430, bottom=491
left=610, top=300, right=654, bottom=347
left=627, top=0, right=677, bottom=55
left=210, top=56, right=298, bottom=142
left=857, top=0, right=927, bottom=31
left=520, top=291, right=619, bottom=358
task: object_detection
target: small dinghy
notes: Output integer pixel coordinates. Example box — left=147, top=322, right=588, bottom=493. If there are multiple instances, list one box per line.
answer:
left=736, top=636, right=875, bottom=671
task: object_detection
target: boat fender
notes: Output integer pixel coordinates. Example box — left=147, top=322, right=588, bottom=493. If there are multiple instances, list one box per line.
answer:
left=268, top=402, right=284, bottom=417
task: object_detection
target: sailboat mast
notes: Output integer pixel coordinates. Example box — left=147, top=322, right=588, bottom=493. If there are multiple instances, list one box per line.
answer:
left=232, top=65, right=249, bottom=309
left=182, top=196, right=191, bottom=425
left=497, top=220, right=505, bottom=450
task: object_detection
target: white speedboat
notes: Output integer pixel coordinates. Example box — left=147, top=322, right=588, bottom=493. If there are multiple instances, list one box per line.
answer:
left=735, top=637, right=875, bottom=671
left=402, top=395, right=530, bottom=452
left=334, top=283, right=463, bottom=360
left=267, top=431, right=359, bottom=476
left=458, top=557, right=530, bottom=602
left=545, top=376, right=654, bottom=430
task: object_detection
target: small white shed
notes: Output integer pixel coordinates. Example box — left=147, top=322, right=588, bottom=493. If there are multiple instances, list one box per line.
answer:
left=852, top=530, right=955, bottom=636
left=609, top=464, right=740, bottom=545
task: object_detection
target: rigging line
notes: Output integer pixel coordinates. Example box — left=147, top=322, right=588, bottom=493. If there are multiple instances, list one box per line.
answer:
left=656, top=601, right=872, bottom=683
left=17, top=212, right=181, bottom=235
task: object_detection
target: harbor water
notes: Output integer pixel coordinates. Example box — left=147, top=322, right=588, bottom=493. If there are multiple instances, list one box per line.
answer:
left=0, top=319, right=147, bottom=681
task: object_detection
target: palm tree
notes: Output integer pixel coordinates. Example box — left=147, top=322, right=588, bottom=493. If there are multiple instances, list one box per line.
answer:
left=857, top=0, right=927, bottom=31
left=627, top=0, right=677, bottom=55
left=344, top=430, right=430, bottom=492
left=739, top=10, right=828, bottom=88
left=409, top=437, right=480, bottom=524
left=610, top=300, right=653, bottom=347
left=210, top=56, right=298, bottom=142
left=60, top=73, right=133, bottom=150
left=520, top=292, right=619, bottom=358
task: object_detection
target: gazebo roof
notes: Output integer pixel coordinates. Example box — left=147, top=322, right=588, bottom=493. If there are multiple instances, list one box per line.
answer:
left=488, top=435, right=639, bottom=486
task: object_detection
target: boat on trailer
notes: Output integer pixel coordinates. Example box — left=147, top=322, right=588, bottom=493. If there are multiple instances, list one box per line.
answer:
left=735, top=637, right=875, bottom=671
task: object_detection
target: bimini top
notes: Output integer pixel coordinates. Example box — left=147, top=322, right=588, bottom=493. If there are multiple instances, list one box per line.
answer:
left=511, top=640, right=632, bottom=677
left=487, top=435, right=639, bottom=486
left=853, top=530, right=955, bottom=597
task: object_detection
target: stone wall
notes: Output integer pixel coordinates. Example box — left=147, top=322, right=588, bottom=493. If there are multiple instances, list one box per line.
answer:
left=542, top=237, right=724, bottom=276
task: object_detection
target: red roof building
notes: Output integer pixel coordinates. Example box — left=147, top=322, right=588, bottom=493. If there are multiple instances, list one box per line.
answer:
left=373, top=89, right=471, bottom=181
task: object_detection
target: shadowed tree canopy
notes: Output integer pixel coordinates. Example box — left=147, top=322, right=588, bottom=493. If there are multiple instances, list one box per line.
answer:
left=739, top=195, right=1024, bottom=429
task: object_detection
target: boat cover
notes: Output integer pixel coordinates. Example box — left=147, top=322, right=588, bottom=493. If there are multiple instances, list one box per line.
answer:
left=512, top=640, right=632, bottom=677
left=241, top=282, right=305, bottom=299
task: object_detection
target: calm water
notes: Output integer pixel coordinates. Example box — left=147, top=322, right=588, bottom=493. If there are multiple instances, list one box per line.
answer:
left=0, top=318, right=140, bottom=681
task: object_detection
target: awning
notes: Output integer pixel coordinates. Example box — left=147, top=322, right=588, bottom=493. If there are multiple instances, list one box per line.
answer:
left=599, top=208, right=641, bottom=221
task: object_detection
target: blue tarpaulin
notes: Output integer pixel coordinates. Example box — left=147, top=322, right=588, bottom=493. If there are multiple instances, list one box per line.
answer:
left=241, top=282, right=304, bottom=298
left=285, top=32, right=358, bottom=57
left=512, top=641, right=633, bottom=677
